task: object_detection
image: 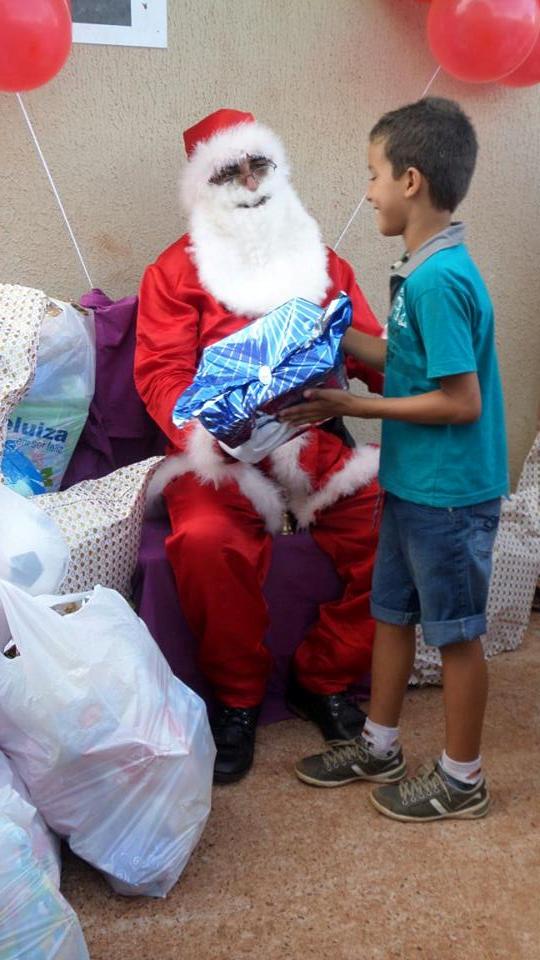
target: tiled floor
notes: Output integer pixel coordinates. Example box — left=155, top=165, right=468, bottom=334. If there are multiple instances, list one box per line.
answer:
left=62, top=614, right=540, bottom=960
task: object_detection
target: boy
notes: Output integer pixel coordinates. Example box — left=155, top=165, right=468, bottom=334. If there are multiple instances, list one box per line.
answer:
left=280, top=97, right=509, bottom=821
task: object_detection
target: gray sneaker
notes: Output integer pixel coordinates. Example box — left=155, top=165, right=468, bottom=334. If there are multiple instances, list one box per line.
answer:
left=295, top=736, right=406, bottom=788
left=370, top=761, right=490, bottom=822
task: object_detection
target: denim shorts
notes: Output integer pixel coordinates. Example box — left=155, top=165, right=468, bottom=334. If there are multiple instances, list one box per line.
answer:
left=370, top=493, right=501, bottom=648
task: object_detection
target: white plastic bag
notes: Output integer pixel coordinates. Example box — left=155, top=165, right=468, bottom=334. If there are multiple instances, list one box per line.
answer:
left=0, top=754, right=89, bottom=960
left=0, top=750, right=60, bottom=887
left=0, top=580, right=215, bottom=898
left=4, top=299, right=95, bottom=494
left=0, top=485, right=70, bottom=596
left=218, top=416, right=297, bottom=463
left=0, top=484, right=70, bottom=653
left=0, top=820, right=89, bottom=960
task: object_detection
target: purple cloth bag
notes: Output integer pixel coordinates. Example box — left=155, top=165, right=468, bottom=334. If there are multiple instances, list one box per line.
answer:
left=61, top=289, right=165, bottom=488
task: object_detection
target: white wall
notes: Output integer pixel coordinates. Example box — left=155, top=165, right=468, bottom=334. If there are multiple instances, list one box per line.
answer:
left=1, top=0, right=538, bottom=483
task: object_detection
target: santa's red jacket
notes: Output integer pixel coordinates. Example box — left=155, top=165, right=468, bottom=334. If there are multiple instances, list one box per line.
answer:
left=135, top=235, right=383, bottom=531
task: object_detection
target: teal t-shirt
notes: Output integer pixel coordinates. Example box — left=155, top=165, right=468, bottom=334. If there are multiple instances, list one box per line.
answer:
left=379, top=242, right=509, bottom=507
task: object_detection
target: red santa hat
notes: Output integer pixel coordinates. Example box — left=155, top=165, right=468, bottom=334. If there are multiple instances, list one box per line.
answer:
left=183, top=109, right=255, bottom=158
left=180, top=107, right=289, bottom=207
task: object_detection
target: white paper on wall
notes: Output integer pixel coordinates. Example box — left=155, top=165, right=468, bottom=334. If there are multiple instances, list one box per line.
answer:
left=72, top=0, right=167, bottom=48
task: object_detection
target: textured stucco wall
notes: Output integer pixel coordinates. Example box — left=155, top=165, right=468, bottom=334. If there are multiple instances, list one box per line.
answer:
left=0, top=0, right=538, bottom=484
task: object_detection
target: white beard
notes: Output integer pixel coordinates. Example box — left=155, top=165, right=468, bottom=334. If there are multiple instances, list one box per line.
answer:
left=188, top=173, right=331, bottom=318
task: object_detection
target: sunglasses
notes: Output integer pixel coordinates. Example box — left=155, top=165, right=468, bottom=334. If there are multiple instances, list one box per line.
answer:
left=209, top=155, right=277, bottom=187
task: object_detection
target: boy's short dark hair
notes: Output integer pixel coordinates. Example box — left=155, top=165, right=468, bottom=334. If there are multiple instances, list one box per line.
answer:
left=370, top=97, right=478, bottom=213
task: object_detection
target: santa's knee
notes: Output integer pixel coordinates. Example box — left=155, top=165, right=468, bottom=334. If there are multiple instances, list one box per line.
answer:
left=167, top=511, right=256, bottom=571
left=168, top=513, right=225, bottom=557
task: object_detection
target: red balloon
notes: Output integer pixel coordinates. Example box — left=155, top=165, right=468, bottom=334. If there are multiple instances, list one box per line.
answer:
left=427, top=0, right=540, bottom=84
left=0, top=0, right=72, bottom=93
left=501, top=24, right=540, bottom=85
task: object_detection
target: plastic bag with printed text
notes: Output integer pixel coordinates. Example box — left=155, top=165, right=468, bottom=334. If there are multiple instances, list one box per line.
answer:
left=2, top=299, right=95, bottom=494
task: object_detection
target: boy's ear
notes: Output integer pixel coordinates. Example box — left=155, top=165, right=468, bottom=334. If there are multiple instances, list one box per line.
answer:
left=404, top=166, right=422, bottom=199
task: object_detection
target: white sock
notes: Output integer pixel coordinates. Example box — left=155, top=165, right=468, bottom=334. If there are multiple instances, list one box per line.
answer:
left=440, top=750, right=483, bottom=787
left=362, top=717, right=400, bottom=757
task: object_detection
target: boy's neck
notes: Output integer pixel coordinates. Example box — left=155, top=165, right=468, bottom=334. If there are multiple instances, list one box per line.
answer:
left=403, top=209, right=452, bottom=256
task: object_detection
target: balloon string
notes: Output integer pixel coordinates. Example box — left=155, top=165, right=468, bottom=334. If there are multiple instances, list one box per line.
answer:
left=333, top=194, right=369, bottom=253
left=420, top=64, right=441, bottom=99
left=334, top=65, right=442, bottom=250
left=15, top=60, right=441, bottom=281
left=16, top=93, right=94, bottom=289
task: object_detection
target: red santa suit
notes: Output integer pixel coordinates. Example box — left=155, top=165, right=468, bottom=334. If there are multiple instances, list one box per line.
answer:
left=135, top=110, right=384, bottom=709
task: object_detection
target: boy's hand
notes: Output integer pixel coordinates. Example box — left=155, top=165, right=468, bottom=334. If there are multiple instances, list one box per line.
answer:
left=279, top=388, right=362, bottom=426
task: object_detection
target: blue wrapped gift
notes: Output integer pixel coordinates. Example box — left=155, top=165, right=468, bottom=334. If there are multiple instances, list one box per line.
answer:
left=172, top=293, right=352, bottom=451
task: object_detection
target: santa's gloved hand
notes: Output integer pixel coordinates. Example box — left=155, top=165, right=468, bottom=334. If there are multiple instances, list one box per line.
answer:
left=218, top=418, right=298, bottom=464
left=216, top=441, right=242, bottom=464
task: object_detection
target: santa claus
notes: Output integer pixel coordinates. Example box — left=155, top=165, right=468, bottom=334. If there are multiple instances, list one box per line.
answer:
left=135, top=109, right=384, bottom=783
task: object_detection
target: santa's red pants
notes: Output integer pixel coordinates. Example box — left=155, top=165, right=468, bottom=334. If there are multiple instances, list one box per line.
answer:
left=165, top=472, right=380, bottom=708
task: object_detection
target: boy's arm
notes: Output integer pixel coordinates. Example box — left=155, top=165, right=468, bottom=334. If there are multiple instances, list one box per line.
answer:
left=280, top=372, right=481, bottom=426
left=342, top=326, right=387, bottom=372
left=326, top=249, right=386, bottom=387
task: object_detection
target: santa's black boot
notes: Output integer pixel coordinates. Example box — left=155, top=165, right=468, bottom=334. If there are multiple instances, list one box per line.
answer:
left=286, top=671, right=366, bottom=743
left=211, top=704, right=260, bottom=783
